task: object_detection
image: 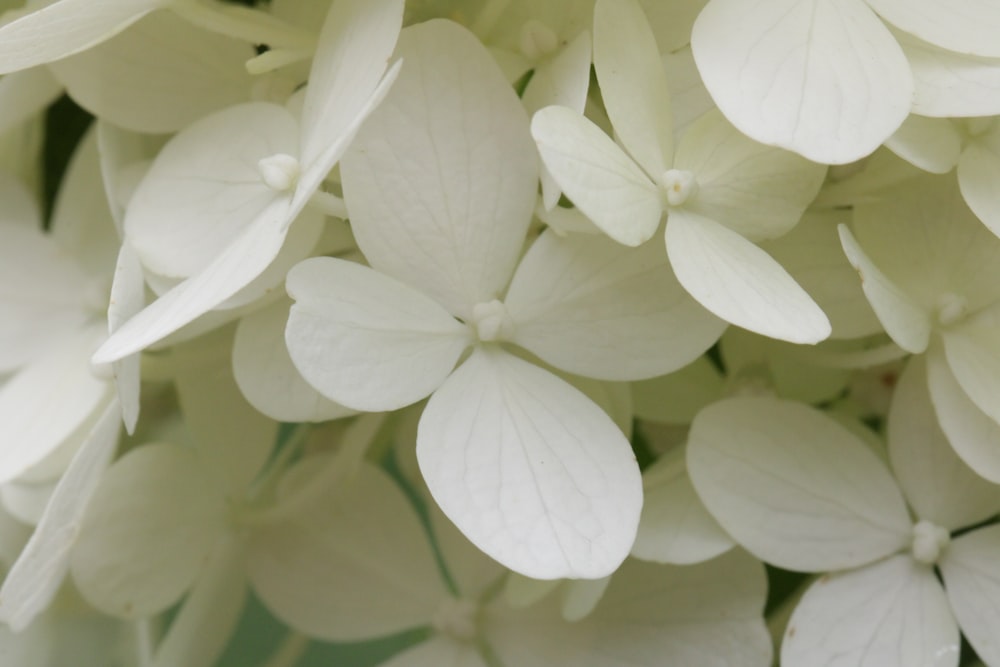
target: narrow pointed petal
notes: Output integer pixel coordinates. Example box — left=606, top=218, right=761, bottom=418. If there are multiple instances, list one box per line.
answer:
left=0, top=0, right=166, bottom=74
left=0, top=398, right=120, bottom=631
left=631, top=448, right=734, bottom=565
left=926, top=346, right=1000, bottom=484
left=418, top=348, right=642, bottom=579
left=940, top=525, right=1000, bottom=667
left=505, top=229, right=725, bottom=381
left=92, top=198, right=296, bottom=364
left=687, top=397, right=912, bottom=572
left=233, top=297, right=354, bottom=423
left=666, top=210, right=831, bottom=344
left=70, top=444, right=229, bottom=618
left=691, top=0, right=912, bottom=164
left=341, top=19, right=537, bottom=320
left=867, top=0, right=1000, bottom=58
left=285, top=257, right=470, bottom=412
left=838, top=224, right=932, bottom=353
left=673, top=110, right=826, bottom=241
left=593, top=0, right=673, bottom=177
left=782, top=556, right=959, bottom=667
left=889, top=357, right=1000, bottom=531
left=247, top=462, right=448, bottom=640
left=298, top=0, right=403, bottom=170
left=532, top=105, right=662, bottom=247
left=107, top=242, right=144, bottom=434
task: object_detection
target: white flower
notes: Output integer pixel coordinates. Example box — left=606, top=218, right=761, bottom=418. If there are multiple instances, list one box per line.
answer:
left=532, top=0, right=830, bottom=345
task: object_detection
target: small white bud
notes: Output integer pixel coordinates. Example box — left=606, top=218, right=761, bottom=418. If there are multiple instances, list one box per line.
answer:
left=258, top=153, right=300, bottom=192
left=659, top=169, right=699, bottom=207
left=911, top=520, right=950, bottom=565
left=472, top=299, right=515, bottom=342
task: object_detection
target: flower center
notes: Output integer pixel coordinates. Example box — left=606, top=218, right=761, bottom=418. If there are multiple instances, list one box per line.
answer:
left=659, top=169, right=698, bottom=207
left=258, top=153, right=300, bottom=192
left=519, top=19, right=558, bottom=61
left=911, top=520, right=950, bottom=565
left=471, top=299, right=515, bottom=342
left=432, top=597, right=479, bottom=642
left=935, top=292, right=968, bottom=327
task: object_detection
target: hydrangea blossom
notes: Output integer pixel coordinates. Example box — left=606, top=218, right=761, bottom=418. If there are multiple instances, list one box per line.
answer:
left=5, top=0, right=1000, bottom=664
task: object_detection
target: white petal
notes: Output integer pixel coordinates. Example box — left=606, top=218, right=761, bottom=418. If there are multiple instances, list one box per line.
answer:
left=593, top=0, right=674, bottom=177
left=942, top=310, right=1000, bottom=427
left=70, top=444, right=229, bottom=618
left=665, top=210, right=831, bottom=344
left=505, top=229, right=725, bottom=381
left=233, top=297, right=354, bottom=423
left=246, top=462, right=448, bottom=640
left=92, top=197, right=296, bottom=364
left=171, top=328, right=278, bottom=494
left=691, top=0, right=912, bottom=164
left=0, top=66, right=62, bottom=137
left=673, top=110, right=826, bottom=241
left=663, top=47, right=715, bottom=140
left=521, top=31, right=591, bottom=211
left=298, top=0, right=403, bottom=170
left=0, top=222, right=91, bottom=373
left=926, top=346, right=1000, bottom=484
left=532, top=105, right=662, bottom=247
left=0, top=0, right=165, bottom=74
left=885, top=115, right=962, bottom=174
left=490, top=551, right=772, bottom=667
left=285, top=257, right=470, bottom=412
left=107, top=242, right=143, bottom=434
left=940, top=525, right=1000, bottom=667
left=151, top=539, right=246, bottom=667
left=760, top=209, right=882, bottom=340
left=889, top=357, right=1000, bottom=531
left=124, top=102, right=296, bottom=280
left=958, top=136, right=1000, bottom=239
left=837, top=224, right=932, bottom=353
left=0, top=398, right=120, bottom=631
left=48, top=10, right=254, bottom=133
left=687, top=397, right=912, bottom=571
left=631, top=448, right=734, bottom=565
left=867, top=0, right=1000, bottom=58
left=0, top=327, right=112, bottom=484
left=782, top=556, right=959, bottom=667
left=341, top=19, right=536, bottom=320
left=900, top=32, right=1000, bottom=117
left=417, top=348, right=642, bottom=579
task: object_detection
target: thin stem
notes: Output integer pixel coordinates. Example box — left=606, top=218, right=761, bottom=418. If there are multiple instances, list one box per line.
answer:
left=172, top=0, right=316, bottom=51
left=308, top=189, right=349, bottom=219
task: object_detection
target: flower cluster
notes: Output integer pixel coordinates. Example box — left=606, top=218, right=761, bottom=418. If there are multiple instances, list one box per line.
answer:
left=1, top=0, right=1000, bottom=665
